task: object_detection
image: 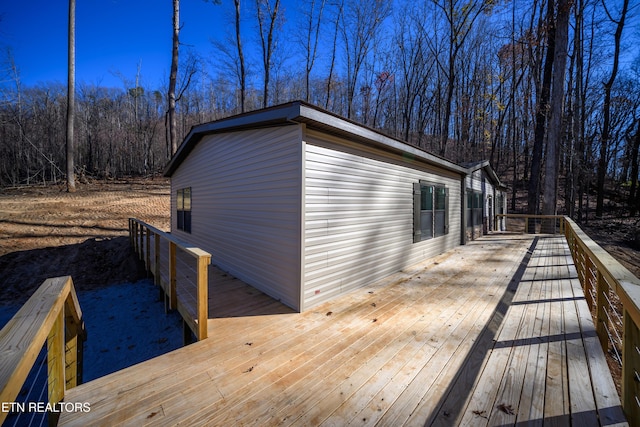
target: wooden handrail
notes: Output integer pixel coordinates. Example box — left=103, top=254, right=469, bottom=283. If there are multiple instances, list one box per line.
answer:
left=564, top=218, right=640, bottom=424
left=0, top=276, right=85, bottom=425
left=128, top=218, right=211, bottom=342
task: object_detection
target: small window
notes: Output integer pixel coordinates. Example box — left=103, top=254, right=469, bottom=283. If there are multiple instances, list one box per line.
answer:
left=414, top=182, right=448, bottom=242
left=177, top=187, right=191, bottom=233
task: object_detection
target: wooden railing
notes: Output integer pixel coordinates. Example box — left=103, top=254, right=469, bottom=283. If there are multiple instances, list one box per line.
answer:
left=495, top=213, right=566, bottom=234
left=564, top=217, right=640, bottom=425
left=0, top=276, right=85, bottom=426
left=128, top=218, right=211, bottom=342
left=495, top=213, right=640, bottom=424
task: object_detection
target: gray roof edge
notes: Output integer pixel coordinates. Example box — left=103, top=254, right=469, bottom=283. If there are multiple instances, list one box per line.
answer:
left=164, top=102, right=303, bottom=176
left=165, top=101, right=469, bottom=177
left=464, top=160, right=506, bottom=189
left=297, top=104, right=468, bottom=175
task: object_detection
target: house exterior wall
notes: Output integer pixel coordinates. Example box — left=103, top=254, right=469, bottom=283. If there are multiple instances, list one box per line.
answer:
left=465, top=169, right=505, bottom=241
left=302, top=130, right=463, bottom=310
left=170, top=125, right=304, bottom=310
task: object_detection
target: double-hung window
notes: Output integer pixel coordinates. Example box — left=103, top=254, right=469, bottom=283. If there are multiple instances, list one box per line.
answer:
left=414, top=182, right=448, bottom=242
left=177, top=187, right=192, bottom=233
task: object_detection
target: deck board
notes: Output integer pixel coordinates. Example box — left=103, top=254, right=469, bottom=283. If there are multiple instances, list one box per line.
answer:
left=59, top=235, right=626, bottom=426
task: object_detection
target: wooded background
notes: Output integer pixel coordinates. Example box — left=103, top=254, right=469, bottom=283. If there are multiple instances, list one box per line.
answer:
left=1, top=0, right=639, bottom=219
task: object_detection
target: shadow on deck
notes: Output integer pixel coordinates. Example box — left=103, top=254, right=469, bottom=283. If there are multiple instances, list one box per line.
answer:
left=59, top=234, right=626, bottom=426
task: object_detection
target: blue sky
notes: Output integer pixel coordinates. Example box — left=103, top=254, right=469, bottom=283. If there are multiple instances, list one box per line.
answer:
left=2, top=1, right=638, bottom=91
left=0, top=0, right=232, bottom=88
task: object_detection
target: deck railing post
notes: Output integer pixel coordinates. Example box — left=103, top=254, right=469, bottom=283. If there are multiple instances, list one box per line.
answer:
left=154, top=231, right=161, bottom=286
left=168, top=241, right=177, bottom=311
left=145, top=228, right=151, bottom=273
left=196, top=255, right=210, bottom=340
left=64, top=312, right=80, bottom=389
left=138, top=226, right=145, bottom=260
left=622, top=309, right=640, bottom=425
left=47, top=310, right=64, bottom=426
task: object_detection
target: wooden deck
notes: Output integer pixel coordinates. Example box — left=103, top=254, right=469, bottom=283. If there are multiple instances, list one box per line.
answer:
left=59, top=234, right=626, bottom=426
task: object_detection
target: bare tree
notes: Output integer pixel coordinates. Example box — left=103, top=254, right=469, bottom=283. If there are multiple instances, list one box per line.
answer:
left=542, top=0, right=571, bottom=229
left=527, top=0, right=555, bottom=222
left=325, top=0, right=343, bottom=110
left=596, top=0, right=630, bottom=217
left=234, top=0, right=247, bottom=112
left=340, top=0, right=390, bottom=119
left=66, top=0, right=76, bottom=192
left=168, top=0, right=180, bottom=156
left=432, top=0, right=492, bottom=158
left=300, top=0, right=326, bottom=102
left=256, top=0, right=282, bottom=108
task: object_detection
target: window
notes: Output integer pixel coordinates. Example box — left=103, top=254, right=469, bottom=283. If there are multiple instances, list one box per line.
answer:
left=414, top=182, right=448, bottom=242
left=473, top=191, right=483, bottom=228
left=466, top=189, right=484, bottom=230
left=177, top=187, right=191, bottom=233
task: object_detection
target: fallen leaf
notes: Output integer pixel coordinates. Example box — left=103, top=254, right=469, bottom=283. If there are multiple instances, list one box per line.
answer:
left=472, top=410, right=487, bottom=419
left=496, top=403, right=515, bottom=415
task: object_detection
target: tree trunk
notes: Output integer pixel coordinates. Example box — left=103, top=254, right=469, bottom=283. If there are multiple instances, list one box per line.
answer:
left=527, top=0, right=555, bottom=228
left=630, top=120, right=640, bottom=216
left=234, top=0, right=246, bottom=113
left=596, top=0, right=629, bottom=217
left=168, top=0, right=179, bottom=156
left=66, top=0, right=76, bottom=192
left=256, top=0, right=281, bottom=109
left=541, top=0, right=570, bottom=232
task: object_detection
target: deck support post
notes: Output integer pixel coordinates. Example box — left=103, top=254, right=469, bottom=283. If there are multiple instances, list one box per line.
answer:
left=183, top=320, right=194, bottom=346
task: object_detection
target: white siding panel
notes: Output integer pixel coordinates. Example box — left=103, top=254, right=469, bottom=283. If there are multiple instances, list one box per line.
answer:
left=171, top=125, right=302, bottom=310
left=303, top=133, right=462, bottom=309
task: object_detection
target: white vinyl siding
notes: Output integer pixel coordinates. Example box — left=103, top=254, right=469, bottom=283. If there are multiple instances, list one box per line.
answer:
left=465, top=168, right=505, bottom=237
left=170, top=125, right=303, bottom=310
left=303, top=132, right=462, bottom=309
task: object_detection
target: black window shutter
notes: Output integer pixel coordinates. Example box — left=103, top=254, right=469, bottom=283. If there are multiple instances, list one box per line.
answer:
left=413, top=182, right=422, bottom=243
left=444, top=187, right=450, bottom=234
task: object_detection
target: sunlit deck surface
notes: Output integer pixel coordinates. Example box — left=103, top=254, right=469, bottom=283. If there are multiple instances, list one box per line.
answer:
left=59, top=234, right=626, bottom=426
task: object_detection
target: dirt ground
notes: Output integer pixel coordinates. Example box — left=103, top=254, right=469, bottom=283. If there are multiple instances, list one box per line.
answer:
left=0, top=178, right=170, bottom=306
left=1, top=179, right=639, bottom=307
